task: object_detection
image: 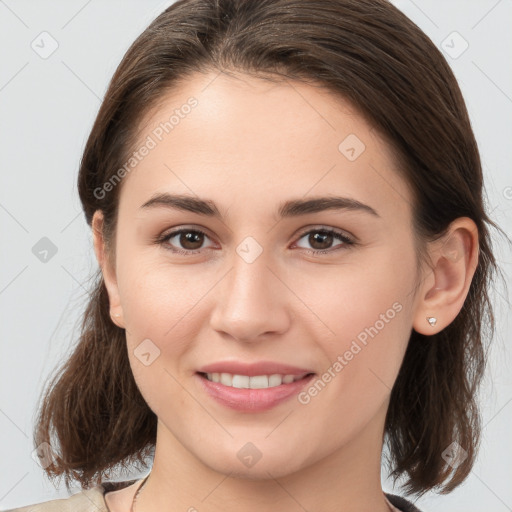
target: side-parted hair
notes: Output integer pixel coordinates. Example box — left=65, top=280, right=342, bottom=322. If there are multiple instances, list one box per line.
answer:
left=34, top=0, right=506, bottom=497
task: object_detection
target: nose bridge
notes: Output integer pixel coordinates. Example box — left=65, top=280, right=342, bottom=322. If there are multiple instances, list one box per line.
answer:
left=210, top=241, right=289, bottom=341
left=231, top=245, right=273, bottom=301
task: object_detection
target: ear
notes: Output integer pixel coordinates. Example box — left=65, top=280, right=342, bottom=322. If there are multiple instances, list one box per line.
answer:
left=412, top=217, right=479, bottom=335
left=92, top=210, right=125, bottom=329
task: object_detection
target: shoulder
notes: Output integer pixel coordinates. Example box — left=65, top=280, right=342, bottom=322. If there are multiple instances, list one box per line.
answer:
left=1, top=485, right=106, bottom=512
left=385, top=492, right=424, bottom=512
left=2, top=479, right=138, bottom=512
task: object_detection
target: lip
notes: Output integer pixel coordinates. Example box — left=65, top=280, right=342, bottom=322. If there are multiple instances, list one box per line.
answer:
left=196, top=360, right=315, bottom=377
left=195, top=372, right=316, bottom=413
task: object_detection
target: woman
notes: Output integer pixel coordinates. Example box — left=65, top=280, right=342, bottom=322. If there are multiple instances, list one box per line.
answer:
left=5, top=0, right=505, bottom=511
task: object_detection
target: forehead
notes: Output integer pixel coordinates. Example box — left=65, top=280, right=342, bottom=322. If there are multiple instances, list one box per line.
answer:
left=119, top=70, right=413, bottom=222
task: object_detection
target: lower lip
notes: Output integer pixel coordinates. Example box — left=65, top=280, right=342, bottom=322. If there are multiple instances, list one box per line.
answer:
left=195, top=373, right=316, bottom=412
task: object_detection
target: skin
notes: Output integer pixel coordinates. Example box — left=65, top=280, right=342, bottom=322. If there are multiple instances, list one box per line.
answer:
left=93, top=70, right=479, bottom=512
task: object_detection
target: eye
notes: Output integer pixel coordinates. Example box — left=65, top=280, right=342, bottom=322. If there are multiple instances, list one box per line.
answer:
left=156, top=228, right=215, bottom=255
left=293, top=227, right=355, bottom=254
left=155, top=226, right=355, bottom=256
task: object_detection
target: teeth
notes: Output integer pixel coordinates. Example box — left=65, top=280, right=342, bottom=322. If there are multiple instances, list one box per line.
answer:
left=269, top=374, right=282, bottom=387
left=232, top=374, right=250, bottom=388
left=220, top=373, right=232, bottom=386
left=205, top=372, right=307, bottom=389
left=249, top=375, right=268, bottom=389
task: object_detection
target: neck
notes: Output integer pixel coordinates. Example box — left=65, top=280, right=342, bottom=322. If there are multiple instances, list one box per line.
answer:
left=135, top=404, right=392, bottom=512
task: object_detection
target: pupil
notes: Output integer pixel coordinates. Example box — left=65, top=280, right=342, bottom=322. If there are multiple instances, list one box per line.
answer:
left=181, top=232, right=203, bottom=250
left=310, top=232, right=332, bottom=250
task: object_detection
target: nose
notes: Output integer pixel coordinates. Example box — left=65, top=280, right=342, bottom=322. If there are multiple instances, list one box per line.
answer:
left=209, top=251, right=291, bottom=343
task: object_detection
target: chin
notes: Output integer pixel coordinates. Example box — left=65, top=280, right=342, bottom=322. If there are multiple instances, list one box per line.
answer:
left=198, top=445, right=307, bottom=480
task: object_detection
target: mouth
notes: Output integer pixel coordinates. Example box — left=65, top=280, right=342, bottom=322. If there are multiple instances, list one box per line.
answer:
left=197, top=371, right=315, bottom=389
left=195, top=371, right=317, bottom=412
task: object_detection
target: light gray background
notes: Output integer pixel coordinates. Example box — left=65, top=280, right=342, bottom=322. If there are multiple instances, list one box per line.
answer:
left=1, top=0, right=511, bottom=510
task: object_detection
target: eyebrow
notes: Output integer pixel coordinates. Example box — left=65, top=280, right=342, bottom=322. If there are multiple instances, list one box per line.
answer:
left=140, top=193, right=380, bottom=219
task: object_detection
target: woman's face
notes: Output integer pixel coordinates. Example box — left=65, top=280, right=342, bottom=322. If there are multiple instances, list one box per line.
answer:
left=95, top=71, right=426, bottom=479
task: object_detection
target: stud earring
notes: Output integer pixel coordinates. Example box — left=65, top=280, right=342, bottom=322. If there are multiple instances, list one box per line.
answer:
left=426, top=316, right=437, bottom=327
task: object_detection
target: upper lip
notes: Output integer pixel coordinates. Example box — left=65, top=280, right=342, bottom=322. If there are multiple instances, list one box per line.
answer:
left=197, top=361, right=315, bottom=377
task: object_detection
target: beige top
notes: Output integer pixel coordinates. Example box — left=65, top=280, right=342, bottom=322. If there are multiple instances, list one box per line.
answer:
left=1, top=478, right=145, bottom=512
left=3, top=484, right=112, bottom=512
left=3, top=480, right=405, bottom=512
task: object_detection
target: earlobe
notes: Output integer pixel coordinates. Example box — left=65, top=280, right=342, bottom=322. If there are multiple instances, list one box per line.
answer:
left=413, top=217, right=479, bottom=335
left=91, top=210, right=125, bottom=328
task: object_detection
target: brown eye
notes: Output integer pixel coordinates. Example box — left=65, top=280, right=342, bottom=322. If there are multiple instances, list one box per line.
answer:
left=177, top=231, right=204, bottom=250
left=308, top=231, right=333, bottom=250
left=295, top=228, right=354, bottom=254
left=159, top=228, right=214, bottom=254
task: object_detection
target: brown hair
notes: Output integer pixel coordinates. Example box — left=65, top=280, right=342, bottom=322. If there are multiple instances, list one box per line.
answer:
left=34, top=0, right=507, bottom=497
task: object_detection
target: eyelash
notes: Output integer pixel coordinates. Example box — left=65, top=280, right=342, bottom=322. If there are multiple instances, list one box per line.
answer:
left=154, top=226, right=355, bottom=256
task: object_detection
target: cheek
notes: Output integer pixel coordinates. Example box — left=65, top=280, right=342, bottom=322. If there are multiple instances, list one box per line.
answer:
left=118, top=260, right=205, bottom=413
left=291, top=246, right=414, bottom=345
left=117, top=247, right=203, bottom=324
left=292, top=247, right=415, bottom=412
left=111, top=231, right=207, bottom=411
left=292, top=300, right=410, bottom=448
